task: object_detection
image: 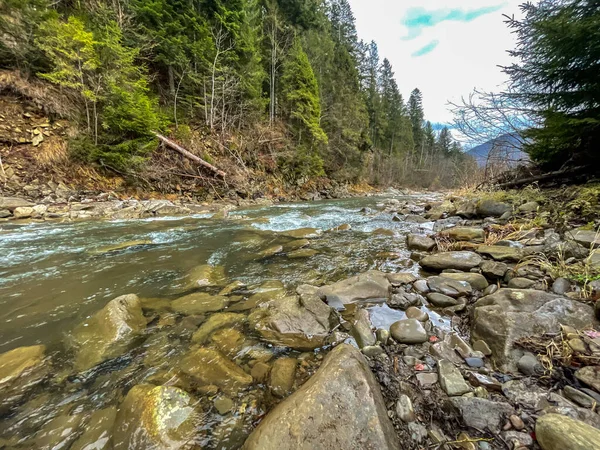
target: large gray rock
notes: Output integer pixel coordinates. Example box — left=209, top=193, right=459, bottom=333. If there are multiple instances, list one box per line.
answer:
left=0, top=197, right=34, bottom=211
left=242, top=344, right=400, bottom=450
left=114, top=385, right=200, bottom=450
left=476, top=200, right=512, bottom=217
left=0, top=345, right=48, bottom=413
left=248, top=294, right=334, bottom=350
left=449, top=397, right=515, bottom=433
left=317, top=270, right=390, bottom=306
left=536, top=413, right=600, bottom=450
left=419, top=251, right=482, bottom=272
left=68, top=294, right=146, bottom=371
left=472, top=289, right=596, bottom=372
left=566, top=228, right=600, bottom=249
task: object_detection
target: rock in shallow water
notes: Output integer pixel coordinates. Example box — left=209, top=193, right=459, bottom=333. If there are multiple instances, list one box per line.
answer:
left=248, top=294, right=334, bottom=350
left=269, top=357, right=297, bottom=398
left=406, top=234, right=436, bottom=252
left=114, top=384, right=199, bottom=450
left=0, top=344, right=48, bottom=413
left=179, top=347, right=253, bottom=395
left=535, top=413, right=600, bottom=450
left=70, top=407, right=116, bottom=450
left=68, top=294, right=146, bottom=371
left=171, top=292, right=228, bottom=315
left=242, top=344, right=400, bottom=450
left=317, top=270, right=390, bottom=306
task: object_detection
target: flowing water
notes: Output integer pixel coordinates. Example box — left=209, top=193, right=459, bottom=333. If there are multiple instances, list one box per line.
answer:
left=0, top=193, right=442, bottom=449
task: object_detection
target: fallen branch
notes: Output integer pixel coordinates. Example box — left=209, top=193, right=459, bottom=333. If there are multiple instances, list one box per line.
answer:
left=154, top=132, right=226, bottom=178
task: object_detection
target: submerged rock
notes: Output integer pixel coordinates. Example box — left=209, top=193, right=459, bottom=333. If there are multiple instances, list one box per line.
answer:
left=281, top=227, right=322, bottom=239
left=317, top=270, right=391, bottom=306
left=171, top=292, right=228, bottom=315
left=69, top=294, right=146, bottom=371
left=114, top=384, right=199, bottom=450
left=179, top=347, right=252, bottom=395
left=269, top=357, right=297, bottom=398
left=88, top=240, right=153, bottom=255
left=249, top=294, right=334, bottom=350
left=419, top=251, right=482, bottom=272
left=242, top=344, right=400, bottom=450
left=184, top=264, right=226, bottom=289
left=536, top=413, right=600, bottom=450
left=191, top=312, right=246, bottom=343
left=0, top=345, right=48, bottom=413
left=70, top=407, right=116, bottom=450
left=472, top=289, right=595, bottom=372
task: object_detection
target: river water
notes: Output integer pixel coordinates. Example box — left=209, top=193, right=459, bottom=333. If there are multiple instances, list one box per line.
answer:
left=0, top=193, right=441, bottom=449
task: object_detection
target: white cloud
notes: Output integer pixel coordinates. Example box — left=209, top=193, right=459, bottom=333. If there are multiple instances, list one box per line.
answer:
left=348, top=0, right=523, bottom=124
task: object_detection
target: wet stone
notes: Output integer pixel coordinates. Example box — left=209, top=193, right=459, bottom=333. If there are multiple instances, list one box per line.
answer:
left=564, top=386, right=596, bottom=409
left=250, top=362, right=271, bottom=382
left=536, top=413, right=600, bottom=450
left=269, top=357, right=297, bottom=398
left=214, top=396, right=235, bottom=415
left=34, top=411, right=84, bottom=450
left=412, top=279, right=430, bottom=294
left=440, top=272, right=488, bottom=290
left=464, top=357, right=484, bottom=368
left=419, top=251, right=483, bottom=272
left=191, top=312, right=246, bottom=343
left=427, top=276, right=472, bottom=297
left=405, top=306, right=428, bottom=322
left=390, top=319, right=427, bottom=344
left=376, top=328, right=390, bottom=344
left=449, top=397, right=514, bottom=433
left=70, top=407, right=116, bottom=450
left=406, top=234, right=436, bottom=252
left=113, top=384, right=199, bottom=450
left=171, top=292, right=228, bottom=315
left=185, top=264, right=226, bottom=288
left=472, top=339, right=492, bottom=356
left=362, top=345, right=385, bottom=357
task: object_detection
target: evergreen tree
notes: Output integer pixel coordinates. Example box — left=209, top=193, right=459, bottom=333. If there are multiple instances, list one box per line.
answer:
left=408, top=88, right=425, bottom=152
left=280, top=38, right=327, bottom=177
left=504, top=0, right=600, bottom=169
left=379, top=58, right=412, bottom=154
left=436, top=126, right=453, bottom=154
left=424, top=121, right=436, bottom=153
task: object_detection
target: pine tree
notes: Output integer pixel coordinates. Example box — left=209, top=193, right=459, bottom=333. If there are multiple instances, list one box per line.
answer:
left=379, top=58, right=412, bottom=155
left=408, top=88, right=425, bottom=152
left=504, top=0, right=600, bottom=169
left=424, top=121, right=436, bottom=153
left=436, top=126, right=453, bottom=154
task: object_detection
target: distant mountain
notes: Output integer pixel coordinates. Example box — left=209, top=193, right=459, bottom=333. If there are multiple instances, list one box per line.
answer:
left=467, top=134, right=529, bottom=168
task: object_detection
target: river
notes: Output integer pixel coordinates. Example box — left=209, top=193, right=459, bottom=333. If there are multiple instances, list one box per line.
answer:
left=0, top=192, right=443, bottom=448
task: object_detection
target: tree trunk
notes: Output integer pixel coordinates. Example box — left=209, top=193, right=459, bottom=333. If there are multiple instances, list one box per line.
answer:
left=154, top=133, right=226, bottom=178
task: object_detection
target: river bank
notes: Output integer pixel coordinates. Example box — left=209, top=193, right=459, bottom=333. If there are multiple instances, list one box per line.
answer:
left=1, top=188, right=599, bottom=449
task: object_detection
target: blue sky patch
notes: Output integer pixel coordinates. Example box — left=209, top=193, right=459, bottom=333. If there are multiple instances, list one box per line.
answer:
left=412, top=40, right=439, bottom=57
left=403, top=4, right=505, bottom=39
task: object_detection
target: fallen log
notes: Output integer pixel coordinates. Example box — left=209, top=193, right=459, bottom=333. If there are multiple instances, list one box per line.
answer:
left=154, top=132, right=226, bottom=178
left=495, top=166, right=586, bottom=188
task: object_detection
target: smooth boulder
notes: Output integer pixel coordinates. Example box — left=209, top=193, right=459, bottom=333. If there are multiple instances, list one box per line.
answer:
left=472, top=289, right=595, bottom=372
left=114, top=385, right=199, bottom=450
left=69, top=294, right=146, bottom=371
left=171, top=292, right=228, bottom=315
left=476, top=200, right=511, bottom=217
left=440, top=272, right=489, bottom=290
left=242, top=344, right=400, bottom=450
left=390, top=319, right=427, bottom=344
left=406, top=234, right=436, bottom=252
left=439, top=227, right=485, bottom=243
left=419, top=251, right=482, bottom=272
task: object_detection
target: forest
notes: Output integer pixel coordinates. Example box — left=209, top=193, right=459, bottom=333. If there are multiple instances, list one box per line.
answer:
left=0, top=0, right=472, bottom=193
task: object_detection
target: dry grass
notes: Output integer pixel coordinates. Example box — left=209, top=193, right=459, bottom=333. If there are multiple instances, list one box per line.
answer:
left=32, top=138, right=69, bottom=168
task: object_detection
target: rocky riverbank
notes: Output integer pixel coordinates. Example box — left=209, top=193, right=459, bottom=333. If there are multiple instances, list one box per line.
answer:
left=1, top=189, right=599, bottom=449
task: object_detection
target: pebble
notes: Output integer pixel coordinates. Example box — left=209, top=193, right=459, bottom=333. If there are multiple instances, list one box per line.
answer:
left=416, top=372, right=438, bottom=388
left=214, top=396, right=234, bottom=415
left=474, top=386, right=488, bottom=398
left=517, top=352, right=543, bottom=376
left=509, top=414, right=525, bottom=430
left=552, top=277, right=572, bottom=295
left=375, top=328, right=389, bottom=345
left=483, top=284, right=498, bottom=296
left=465, top=357, right=484, bottom=368
left=413, top=279, right=429, bottom=294
left=395, top=394, right=416, bottom=422
left=564, top=385, right=596, bottom=408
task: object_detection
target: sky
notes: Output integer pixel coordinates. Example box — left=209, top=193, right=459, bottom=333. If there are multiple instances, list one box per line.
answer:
left=348, top=0, right=523, bottom=125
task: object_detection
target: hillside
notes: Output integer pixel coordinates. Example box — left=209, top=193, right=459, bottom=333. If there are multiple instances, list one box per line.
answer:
left=466, top=134, right=529, bottom=168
